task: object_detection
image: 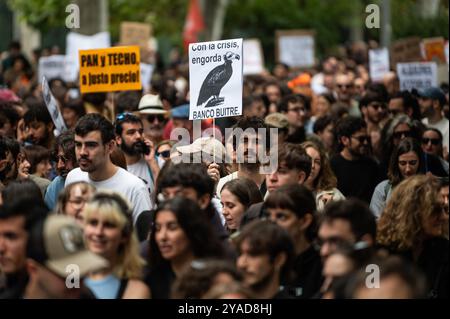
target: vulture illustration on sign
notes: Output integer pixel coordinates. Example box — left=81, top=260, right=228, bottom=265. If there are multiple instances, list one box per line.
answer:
left=196, top=51, right=240, bottom=108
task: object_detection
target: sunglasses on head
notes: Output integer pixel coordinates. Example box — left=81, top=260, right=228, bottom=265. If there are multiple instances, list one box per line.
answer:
left=115, top=112, right=138, bottom=122
left=392, top=130, right=412, bottom=139
left=147, top=114, right=165, bottom=123
left=422, top=138, right=441, bottom=146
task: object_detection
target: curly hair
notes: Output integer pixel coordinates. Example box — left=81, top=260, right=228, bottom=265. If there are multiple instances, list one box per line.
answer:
left=301, top=141, right=337, bottom=191
left=377, top=175, right=441, bottom=252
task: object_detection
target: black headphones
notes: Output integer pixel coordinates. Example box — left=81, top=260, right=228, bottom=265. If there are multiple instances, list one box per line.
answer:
left=91, top=191, right=133, bottom=237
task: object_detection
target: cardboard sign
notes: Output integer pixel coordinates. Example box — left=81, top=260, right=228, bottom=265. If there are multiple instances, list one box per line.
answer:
left=390, top=37, right=422, bottom=67
left=140, top=63, right=154, bottom=93
left=421, top=37, right=446, bottom=64
left=38, top=55, right=67, bottom=83
left=189, top=38, right=243, bottom=120
left=369, top=48, right=390, bottom=82
left=120, top=22, right=151, bottom=49
left=42, top=76, right=67, bottom=136
left=79, top=46, right=141, bottom=94
left=276, top=30, right=315, bottom=68
left=397, top=62, right=437, bottom=91
left=243, top=39, right=264, bottom=75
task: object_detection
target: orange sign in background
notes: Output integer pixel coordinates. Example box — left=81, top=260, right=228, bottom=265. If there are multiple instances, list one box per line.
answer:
left=79, top=46, right=141, bottom=93
left=421, top=37, right=446, bottom=64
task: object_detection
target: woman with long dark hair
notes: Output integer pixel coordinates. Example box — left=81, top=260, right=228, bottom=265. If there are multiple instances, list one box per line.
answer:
left=145, top=196, right=226, bottom=299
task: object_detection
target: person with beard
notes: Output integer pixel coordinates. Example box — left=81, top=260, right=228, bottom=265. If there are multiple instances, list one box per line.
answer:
left=64, top=114, right=153, bottom=224
left=234, top=220, right=295, bottom=299
left=137, top=94, right=168, bottom=145
left=44, top=130, right=78, bottom=210
left=359, top=91, right=389, bottom=159
left=114, top=112, right=163, bottom=200
left=216, top=117, right=269, bottom=200
left=330, top=116, right=381, bottom=203
left=23, top=102, right=55, bottom=149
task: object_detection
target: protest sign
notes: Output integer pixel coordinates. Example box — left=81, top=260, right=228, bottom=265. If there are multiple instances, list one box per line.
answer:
left=243, top=39, right=264, bottom=75
left=42, top=76, right=67, bottom=136
left=66, top=31, right=111, bottom=83
left=390, top=37, right=422, bottom=67
left=421, top=37, right=446, bottom=64
left=79, top=46, right=141, bottom=94
left=140, top=63, right=154, bottom=92
left=276, top=30, right=315, bottom=68
left=120, top=22, right=151, bottom=49
left=189, top=38, right=243, bottom=120
left=38, top=55, right=67, bottom=83
left=369, top=48, right=390, bottom=82
left=397, top=62, right=437, bottom=91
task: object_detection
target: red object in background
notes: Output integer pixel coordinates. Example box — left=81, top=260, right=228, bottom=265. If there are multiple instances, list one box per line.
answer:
left=183, top=0, right=205, bottom=52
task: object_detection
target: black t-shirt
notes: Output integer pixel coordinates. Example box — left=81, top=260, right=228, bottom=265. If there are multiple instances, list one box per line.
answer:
left=287, top=245, right=323, bottom=299
left=330, top=153, right=381, bottom=203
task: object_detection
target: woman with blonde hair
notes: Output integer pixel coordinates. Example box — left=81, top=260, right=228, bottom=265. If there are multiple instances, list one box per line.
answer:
left=301, top=141, right=345, bottom=211
left=377, top=175, right=448, bottom=298
left=83, top=190, right=150, bottom=299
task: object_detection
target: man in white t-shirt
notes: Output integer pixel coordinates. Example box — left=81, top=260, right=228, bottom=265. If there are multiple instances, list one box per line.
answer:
left=419, top=87, right=449, bottom=151
left=114, top=112, right=164, bottom=200
left=65, top=113, right=152, bottom=223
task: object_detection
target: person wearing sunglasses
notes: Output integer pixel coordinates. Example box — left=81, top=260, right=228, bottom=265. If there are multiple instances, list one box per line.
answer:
left=422, top=128, right=448, bottom=163
left=333, top=73, right=360, bottom=117
left=155, top=140, right=176, bottom=161
left=370, top=138, right=426, bottom=219
left=331, top=116, right=381, bottom=203
left=114, top=112, right=164, bottom=202
left=137, top=94, right=168, bottom=145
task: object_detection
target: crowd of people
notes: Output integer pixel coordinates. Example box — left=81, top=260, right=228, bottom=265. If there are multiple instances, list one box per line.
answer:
left=0, top=39, right=448, bottom=299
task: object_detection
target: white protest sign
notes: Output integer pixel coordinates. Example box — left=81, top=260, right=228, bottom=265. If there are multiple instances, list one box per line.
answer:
left=65, top=31, right=111, bottom=83
left=369, top=48, right=390, bottom=82
left=140, top=63, right=154, bottom=93
left=243, top=39, right=264, bottom=75
left=38, top=55, right=66, bottom=83
left=189, top=38, right=243, bottom=120
left=276, top=30, right=315, bottom=68
left=397, top=62, right=437, bottom=91
left=42, top=76, right=67, bottom=136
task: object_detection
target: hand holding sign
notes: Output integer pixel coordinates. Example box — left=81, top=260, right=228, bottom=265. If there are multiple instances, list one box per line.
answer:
left=189, top=38, right=243, bottom=120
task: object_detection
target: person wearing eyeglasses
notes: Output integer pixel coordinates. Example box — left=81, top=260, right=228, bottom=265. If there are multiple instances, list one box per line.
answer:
left=137, top=94, right=168, bottom=145
left=278, top=94, right=310, bottom=143
left=44, top=130, right=78, bottom=211
left=330, top=116, right=381, bottom=203
left=377, top=175, right=449, bottom=299
left=388, top=91, right=422, bottom=121
left=370, top=138, right=426, bottom=219
left=114, top=112, right=163, bottom=202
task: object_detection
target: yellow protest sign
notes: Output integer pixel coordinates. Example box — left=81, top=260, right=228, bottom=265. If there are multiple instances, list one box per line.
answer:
left=79, top=46, right=141, bottom=93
